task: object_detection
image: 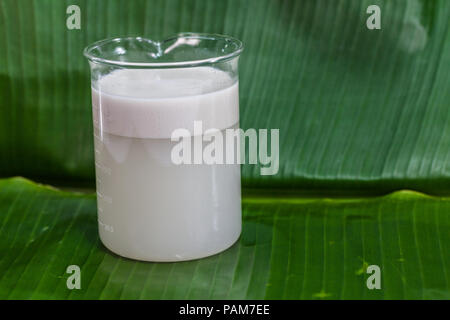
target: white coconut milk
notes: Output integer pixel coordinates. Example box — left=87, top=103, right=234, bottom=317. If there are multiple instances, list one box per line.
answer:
left=91, top=67, right=241, bottom=261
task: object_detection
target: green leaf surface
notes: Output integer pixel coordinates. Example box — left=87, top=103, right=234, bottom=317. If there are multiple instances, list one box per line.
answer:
left=0, top=0, right=449, bottom=193
left=0, top=177, right=448, bottom=299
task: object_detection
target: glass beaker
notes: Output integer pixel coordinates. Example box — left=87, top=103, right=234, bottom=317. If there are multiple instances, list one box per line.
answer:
left=84, top=33, right=243, bottom=262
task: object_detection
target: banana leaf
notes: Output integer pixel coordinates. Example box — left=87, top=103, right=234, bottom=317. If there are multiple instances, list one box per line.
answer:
left=0, top=0, right=449, bottom=193
left=0, top=177, right=448, bottom=299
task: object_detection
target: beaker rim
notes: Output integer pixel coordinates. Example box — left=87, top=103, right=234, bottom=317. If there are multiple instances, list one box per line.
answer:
left=83, top=33, right=244, bottom=68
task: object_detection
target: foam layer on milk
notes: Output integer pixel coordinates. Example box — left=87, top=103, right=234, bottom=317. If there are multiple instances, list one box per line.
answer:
left=91, top=67, right=239, bottom=139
